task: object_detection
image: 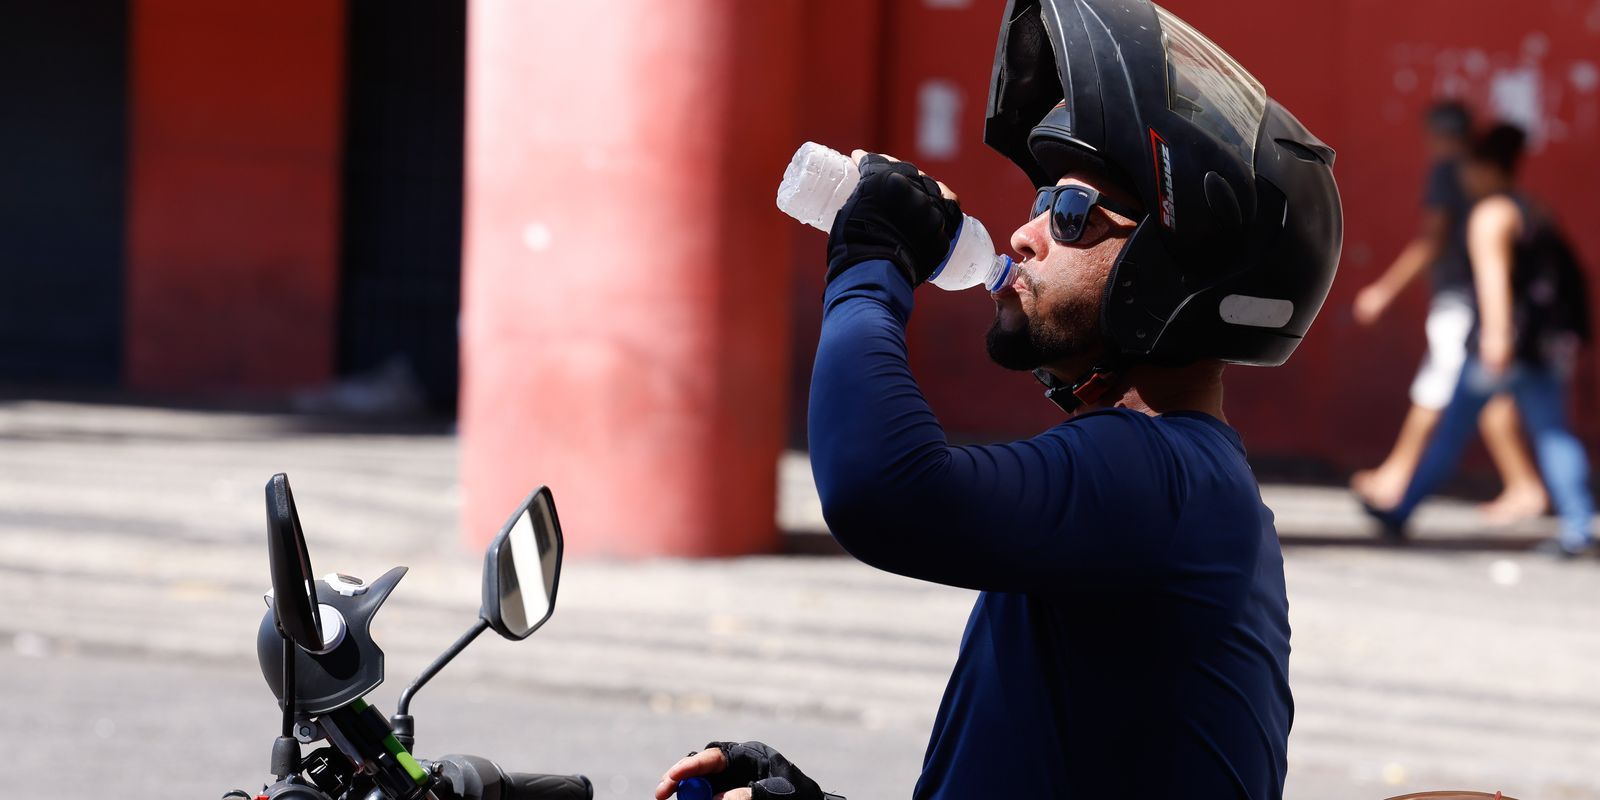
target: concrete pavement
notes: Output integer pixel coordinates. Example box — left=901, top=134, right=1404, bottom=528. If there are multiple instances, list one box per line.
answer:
left=1, top=399, right=1598, bottom=799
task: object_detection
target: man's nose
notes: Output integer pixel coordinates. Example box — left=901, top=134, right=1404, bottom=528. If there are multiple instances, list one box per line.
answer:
left=1011, top=211, right=1050, bottom=262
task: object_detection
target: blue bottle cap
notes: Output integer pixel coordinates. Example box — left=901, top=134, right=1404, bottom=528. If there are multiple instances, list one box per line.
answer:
left=677, top=776, right=714, bottom=800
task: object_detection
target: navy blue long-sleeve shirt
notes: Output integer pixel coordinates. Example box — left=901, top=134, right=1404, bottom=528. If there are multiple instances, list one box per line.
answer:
left=807, top=261, right=1292, bottom=799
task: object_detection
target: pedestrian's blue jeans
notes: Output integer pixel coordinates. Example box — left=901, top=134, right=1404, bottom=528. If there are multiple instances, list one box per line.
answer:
left=1392, top=357, right=1595, bottom=551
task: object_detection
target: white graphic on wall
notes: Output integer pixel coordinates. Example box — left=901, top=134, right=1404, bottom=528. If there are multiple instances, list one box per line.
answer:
left=1387, top=27, right=1600, bottom=151
left=917, top=80, right=963, bottom=161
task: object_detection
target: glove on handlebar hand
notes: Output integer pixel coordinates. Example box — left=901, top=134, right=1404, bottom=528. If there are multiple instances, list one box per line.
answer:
left=703, top=741, right=831, bottom=800
left=826, top=154, right=962, bottom=288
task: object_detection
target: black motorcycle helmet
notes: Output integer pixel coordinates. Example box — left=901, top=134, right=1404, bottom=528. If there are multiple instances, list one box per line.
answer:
left=986, top=0, right=1343, bottom=369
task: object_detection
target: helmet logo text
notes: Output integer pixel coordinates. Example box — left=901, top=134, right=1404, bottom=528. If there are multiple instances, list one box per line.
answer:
left=1150, top=129, right=1176, bottom=230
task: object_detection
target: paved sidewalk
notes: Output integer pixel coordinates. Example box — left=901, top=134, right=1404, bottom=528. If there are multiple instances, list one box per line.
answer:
left=1, top=400, right=1597, bottom=798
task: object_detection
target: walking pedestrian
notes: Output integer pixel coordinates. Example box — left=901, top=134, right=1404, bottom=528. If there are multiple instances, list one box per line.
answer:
left=1351, top=101, right=1547, bottom=522
left=1365, top=123, right=1594, bottom=556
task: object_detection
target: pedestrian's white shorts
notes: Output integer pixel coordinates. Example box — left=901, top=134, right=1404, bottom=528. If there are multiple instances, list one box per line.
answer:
left=1409, top=293, right=1475, bottom=410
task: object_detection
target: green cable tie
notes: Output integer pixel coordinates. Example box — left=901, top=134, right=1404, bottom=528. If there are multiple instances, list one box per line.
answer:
left=382, top=734, right=430, bottom=785
left=349, top=697, right=427, bottom=785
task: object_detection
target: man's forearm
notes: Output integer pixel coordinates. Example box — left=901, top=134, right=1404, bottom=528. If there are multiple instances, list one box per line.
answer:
left=807, top=261, right=949, bottom=544
left=1372, top=235, right=1438, bottom=295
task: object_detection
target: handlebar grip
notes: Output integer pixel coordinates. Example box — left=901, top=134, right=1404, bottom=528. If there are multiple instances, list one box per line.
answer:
left=434, top=755, right=592, bottom=800
left=502, top=772, right=593, bottom=800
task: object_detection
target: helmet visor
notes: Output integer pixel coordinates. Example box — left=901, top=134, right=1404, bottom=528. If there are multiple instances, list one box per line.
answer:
left=1155, top=5, right=1267, bottom=165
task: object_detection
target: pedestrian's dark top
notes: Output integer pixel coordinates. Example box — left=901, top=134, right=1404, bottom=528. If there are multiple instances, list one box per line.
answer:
left=1425, top=158, right=1476, bottom=299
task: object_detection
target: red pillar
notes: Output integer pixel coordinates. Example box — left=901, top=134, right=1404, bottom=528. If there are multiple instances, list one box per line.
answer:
left=124, top=0, right=345, bottom=392
left=460, top=1, right=802, bottom=556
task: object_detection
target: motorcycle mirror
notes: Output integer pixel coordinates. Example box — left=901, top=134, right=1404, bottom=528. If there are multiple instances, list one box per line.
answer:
left=480, top=486, right=564, bottom=640
left=265, top=473, right=324, bottom=653
left=392, top=486, right=566, bottom=746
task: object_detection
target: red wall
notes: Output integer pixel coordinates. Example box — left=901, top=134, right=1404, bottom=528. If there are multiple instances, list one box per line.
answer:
left=124, top=0, right=345, bottom=392
left=791, top=0, right=1600, bottom=471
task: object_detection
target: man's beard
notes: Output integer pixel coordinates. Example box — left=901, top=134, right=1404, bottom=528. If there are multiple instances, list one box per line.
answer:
left=984, top=272, right=1102, bottom=371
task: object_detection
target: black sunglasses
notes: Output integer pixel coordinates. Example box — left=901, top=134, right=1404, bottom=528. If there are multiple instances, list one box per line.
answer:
left=1030, top=185, right=1140, bottom=244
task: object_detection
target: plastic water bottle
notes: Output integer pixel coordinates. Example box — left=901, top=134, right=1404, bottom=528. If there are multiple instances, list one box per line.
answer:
left=776, top=142, right=1016, bottom=293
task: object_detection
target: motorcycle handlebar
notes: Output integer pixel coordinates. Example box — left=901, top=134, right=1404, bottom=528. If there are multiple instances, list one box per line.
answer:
left=501, top=771, right=594, bottom=800
left=432, top=754, right=593, bottom=800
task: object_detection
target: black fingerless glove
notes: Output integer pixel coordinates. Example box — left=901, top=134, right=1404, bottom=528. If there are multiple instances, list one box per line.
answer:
left=825, top=154, right=963, bottom=287
left=704, top=740, right=840, bottom=800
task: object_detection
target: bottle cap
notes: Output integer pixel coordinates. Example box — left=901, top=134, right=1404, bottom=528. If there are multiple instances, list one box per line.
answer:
left=986, top=254, right=1016, bottom=294
left=676, top=777, right=714, bottom=800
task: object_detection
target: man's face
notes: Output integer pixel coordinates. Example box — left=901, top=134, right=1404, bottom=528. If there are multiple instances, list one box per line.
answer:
left=985, top=175, right=1140, bottom=372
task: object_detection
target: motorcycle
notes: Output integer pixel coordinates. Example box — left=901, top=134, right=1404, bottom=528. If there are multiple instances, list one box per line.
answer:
left=223, top=473, right=593, bottom=800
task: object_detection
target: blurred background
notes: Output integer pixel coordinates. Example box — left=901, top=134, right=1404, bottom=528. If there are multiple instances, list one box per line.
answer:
left=2, top=1, right=1599, bottom=798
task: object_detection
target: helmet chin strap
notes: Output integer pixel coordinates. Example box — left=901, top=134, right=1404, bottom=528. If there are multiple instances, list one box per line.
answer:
left=1032, top=364, right=1120, bottom=415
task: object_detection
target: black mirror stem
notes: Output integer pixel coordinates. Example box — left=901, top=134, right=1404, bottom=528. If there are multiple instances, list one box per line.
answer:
left=272, top=634, right=301, bottom=780
left=392, top=617, right=490, bottom=750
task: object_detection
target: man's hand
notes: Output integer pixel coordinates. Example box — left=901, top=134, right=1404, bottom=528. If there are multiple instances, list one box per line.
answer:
left=1480, top=328, right=1513, bottom=376
left=657, top=749, right=741, bottom=799
left=826, top=151, right=962, bottom=287
left=1352, top=282, right=1393, bottom=326
left=655, top=741, right=832, bottom=800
